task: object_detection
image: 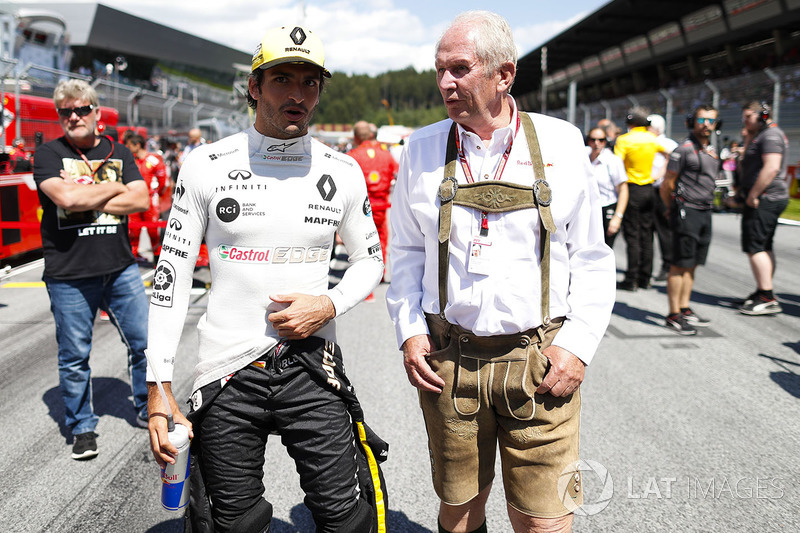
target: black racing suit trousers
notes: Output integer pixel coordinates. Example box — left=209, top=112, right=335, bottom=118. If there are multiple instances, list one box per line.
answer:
left=652, top=185, right=672, bottom=272
left=192, top=342, right=360, bottom=533
left=622, top=183, right=655, bottom=285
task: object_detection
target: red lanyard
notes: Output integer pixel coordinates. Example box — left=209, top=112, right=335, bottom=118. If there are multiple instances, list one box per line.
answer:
left=67, top=136, right=115, bottom=177
left=453, top=113, right=520, bottom=236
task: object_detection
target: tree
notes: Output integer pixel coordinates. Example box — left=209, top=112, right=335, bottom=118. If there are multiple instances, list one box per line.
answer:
left=314, top=68, right=447, bottom=128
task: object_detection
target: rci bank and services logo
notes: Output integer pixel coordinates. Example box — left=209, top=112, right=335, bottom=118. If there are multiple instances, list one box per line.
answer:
left=558, top=459, right=614, bottom=516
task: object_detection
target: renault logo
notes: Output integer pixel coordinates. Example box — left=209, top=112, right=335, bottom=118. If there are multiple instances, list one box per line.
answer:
left=228, top=170, right=252, bottom=180
left=290, top=27, right=306, bottom=45
left=316, top=175, right=337, bottom=201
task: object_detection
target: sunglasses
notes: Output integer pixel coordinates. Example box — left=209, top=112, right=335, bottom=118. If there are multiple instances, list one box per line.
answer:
left=695, top=117, right=717, bottom=125
left=57, top=105, right=94, bottom=118
left=588, top=137, right=607, bottom=142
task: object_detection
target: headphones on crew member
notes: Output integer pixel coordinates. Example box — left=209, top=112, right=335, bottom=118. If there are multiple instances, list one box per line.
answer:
left=625, top=113, right=650, bottom=128
left=758, top=102, right=771, bottom=123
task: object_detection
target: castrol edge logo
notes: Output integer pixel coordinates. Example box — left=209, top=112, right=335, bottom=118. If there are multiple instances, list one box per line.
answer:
left=217, top=244, right=330, bottom=264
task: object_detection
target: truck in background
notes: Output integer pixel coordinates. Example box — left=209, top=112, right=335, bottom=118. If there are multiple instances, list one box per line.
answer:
left=0, top=93, right=119, bottom=262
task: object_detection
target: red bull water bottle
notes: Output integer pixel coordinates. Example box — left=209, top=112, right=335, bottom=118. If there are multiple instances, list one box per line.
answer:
left=160, top=423, right=190, bottom=511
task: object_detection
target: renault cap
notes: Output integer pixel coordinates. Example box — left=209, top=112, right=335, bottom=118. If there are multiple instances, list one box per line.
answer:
left=251, top=26, right=332, bottom=78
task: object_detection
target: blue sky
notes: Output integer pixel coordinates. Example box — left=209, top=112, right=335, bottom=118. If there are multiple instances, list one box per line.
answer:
left=22, top=0, right=611, bottom=75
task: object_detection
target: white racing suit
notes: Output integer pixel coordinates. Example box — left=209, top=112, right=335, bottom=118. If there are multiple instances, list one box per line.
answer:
left=146, top=127, right=384, bottom=532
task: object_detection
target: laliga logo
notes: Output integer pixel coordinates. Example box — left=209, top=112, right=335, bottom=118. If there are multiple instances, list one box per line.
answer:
left=151, top=261, right=176, bottom=308
left=557, top=459, right=613, bottom=516
left=153, top=264, right=174, bottom=291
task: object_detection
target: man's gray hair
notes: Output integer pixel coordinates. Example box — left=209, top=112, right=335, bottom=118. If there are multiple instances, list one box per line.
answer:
left=53, top=79, right=99, bottom=108
left=437, top=11, right=517, bottom=84
left=647, top=114, right=666, bottom=135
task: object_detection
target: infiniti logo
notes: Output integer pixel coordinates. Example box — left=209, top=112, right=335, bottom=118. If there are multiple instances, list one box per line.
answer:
left=228, top=169, right=252, bottom=180
left=168, top=218, right=183, bottom=230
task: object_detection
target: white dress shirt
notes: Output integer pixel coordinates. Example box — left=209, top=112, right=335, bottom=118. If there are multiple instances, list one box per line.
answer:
left=589, top=147, right=627, bottom=207
left=652, top=135, right=678, bottom=186
left=386, top=102, right=616, bottom=364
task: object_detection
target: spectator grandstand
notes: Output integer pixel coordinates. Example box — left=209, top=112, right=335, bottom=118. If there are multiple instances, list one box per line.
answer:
left=1, top=2, right=251, bottom=140
left=513, top=0, right=800, bottom=159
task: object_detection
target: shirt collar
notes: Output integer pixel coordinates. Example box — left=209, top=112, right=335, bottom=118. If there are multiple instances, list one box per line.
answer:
left=249, top=125, right=311, bottom=156
left=455, top=95, right=518, bottom=151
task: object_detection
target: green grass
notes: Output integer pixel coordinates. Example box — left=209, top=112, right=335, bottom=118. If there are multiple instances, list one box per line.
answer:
left=782, top=197, right=800, bottom=221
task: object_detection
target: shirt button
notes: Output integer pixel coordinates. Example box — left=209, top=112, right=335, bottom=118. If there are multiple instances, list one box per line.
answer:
left=484, top=174, right=489, bottom=179
left=476, top=146, right=481, bottom=150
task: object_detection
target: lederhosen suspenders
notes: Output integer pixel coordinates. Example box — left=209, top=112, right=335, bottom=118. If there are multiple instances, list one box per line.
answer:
left=437, top=113, right=556, bottom=326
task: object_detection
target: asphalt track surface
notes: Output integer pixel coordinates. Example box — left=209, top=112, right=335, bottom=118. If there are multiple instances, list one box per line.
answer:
left=1, top=212, right=798, bottom=532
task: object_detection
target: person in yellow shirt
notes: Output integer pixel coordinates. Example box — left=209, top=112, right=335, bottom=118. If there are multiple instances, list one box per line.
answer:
left=614, top=108, right=668, bottom=291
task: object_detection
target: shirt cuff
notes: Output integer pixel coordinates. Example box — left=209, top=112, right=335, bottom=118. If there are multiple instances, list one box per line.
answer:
left=551, top=320, right=600, bottom=366
left=394, top=312, right=431, bottom=349
left=145, top=349, right=175, bottom=383
left=324, top=288, right=347, bottom=318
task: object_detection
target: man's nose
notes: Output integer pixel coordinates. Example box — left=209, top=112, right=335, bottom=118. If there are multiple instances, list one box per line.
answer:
left=438, top=70, right=456, bottom=89
left=287, top=81, right=305, bottom=102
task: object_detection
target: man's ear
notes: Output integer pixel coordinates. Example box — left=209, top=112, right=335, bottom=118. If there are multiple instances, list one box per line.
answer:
left=248, top=76, right=261, bottom=101
left=497, top=61, right=516, bottom=93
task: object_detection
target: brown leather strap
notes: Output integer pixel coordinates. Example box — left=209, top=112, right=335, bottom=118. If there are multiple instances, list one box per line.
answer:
left=437, top=123, right=459, bottom=318
left=520, top=113, right=553, bottom=325
left=437, top=114, right=553, bottom=325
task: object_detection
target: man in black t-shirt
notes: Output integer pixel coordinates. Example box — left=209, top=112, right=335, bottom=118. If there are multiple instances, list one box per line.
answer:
left=33, top=79, right=150, bottom=460
left=660, top=105, right=719, bottom=335
left=737, top=101, right=790, bottom=316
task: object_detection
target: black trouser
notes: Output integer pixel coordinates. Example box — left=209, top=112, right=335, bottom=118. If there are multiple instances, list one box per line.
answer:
left=741, top=196, right=789, bottom=254
left=602, top=203, right=619, bottom=248
left=622, top=183, right=655, bottom=285
left=191, top=342, right=360, bottom=533
left=652, top=185, right=672, bottom=271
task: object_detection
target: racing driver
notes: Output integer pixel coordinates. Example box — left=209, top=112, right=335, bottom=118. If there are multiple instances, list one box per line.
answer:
left=144, top=25, right=383, bottom=532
